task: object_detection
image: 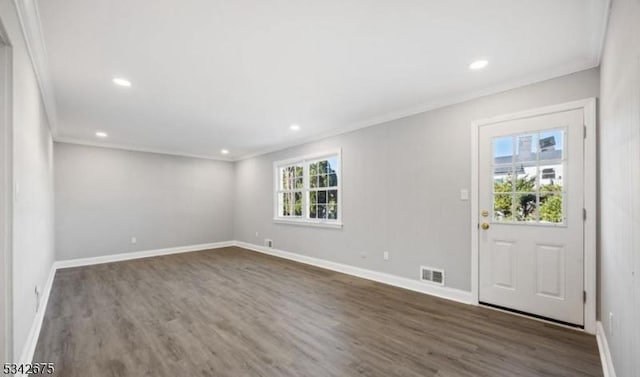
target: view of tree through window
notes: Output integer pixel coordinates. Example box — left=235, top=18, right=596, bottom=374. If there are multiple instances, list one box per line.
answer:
left=492, top=129, right=565, bottom=224
left=278, top=165, right=303, bottom=217
left=275, top=153, right=340, bottom=223
left=309, top=158, right=338, bottom=220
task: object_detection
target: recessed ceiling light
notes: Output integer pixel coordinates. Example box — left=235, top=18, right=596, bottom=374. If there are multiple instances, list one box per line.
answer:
left=221, top=149, right=229, bottom=155
left=469, top=59, right=489, bottom=70
left=112, top=77, right=132, bottom=87
left=95, top=131, right=108, bottom=138
left=289, top=124, right=300, bottom=131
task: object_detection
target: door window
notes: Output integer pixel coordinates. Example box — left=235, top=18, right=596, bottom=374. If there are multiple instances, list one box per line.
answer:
left=492, top=129, right=566, bottom=224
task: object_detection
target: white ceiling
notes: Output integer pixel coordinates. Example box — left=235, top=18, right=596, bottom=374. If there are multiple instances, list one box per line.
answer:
left=35, top=0, right=609, bottom=160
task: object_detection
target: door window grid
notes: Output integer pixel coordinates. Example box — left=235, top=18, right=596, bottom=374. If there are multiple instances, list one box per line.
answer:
left=491, top=128, right=566, bottom=225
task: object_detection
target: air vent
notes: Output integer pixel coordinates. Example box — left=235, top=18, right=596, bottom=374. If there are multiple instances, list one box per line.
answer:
left=420, top=266, right=445, bottom=285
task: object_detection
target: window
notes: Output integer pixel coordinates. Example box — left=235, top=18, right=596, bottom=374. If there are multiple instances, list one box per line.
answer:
left=274, top=150, right=342, bottom=227
left=492, top=128, right=566, bottom=224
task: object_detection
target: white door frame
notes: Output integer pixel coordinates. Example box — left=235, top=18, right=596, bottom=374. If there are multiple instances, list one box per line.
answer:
left=470, top=98, right=597, bottom=334
left=0, top=20, right=13, bottom=362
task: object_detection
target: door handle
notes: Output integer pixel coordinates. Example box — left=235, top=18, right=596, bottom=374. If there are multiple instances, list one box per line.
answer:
left=481, top=223, right=490, bottom=230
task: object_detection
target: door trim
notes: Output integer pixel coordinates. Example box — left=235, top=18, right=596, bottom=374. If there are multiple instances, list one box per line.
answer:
left=470, top=98, right=597, bottom=334
left=0, top=19, right=13, bottom=361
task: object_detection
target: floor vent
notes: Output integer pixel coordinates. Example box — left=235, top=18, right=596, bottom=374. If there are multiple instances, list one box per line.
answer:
left=420, top=266, right=445, bottom=285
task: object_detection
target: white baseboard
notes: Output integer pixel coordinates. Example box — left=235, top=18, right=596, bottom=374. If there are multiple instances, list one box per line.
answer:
left=233, top=240, right=473, bottom=305
left=55, top=241, right=234, bottom=269
left=16, top=240, right=234, bottom=371
left=596, top=321, right=617, bottom=377
left=17, top=263, right=56, bottom=370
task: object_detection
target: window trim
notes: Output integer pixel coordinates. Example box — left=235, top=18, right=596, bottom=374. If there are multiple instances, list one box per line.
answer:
left=273, top=149, right=343, bottom=228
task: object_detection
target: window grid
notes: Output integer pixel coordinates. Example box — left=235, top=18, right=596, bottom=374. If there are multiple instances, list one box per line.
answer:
left=491, top=128, right=567, bottom=225
left=307, top=158, right=339, bottom=220
left=277, top=164, right=304, bottom=218
left=274, top=152, right=341, bottom=224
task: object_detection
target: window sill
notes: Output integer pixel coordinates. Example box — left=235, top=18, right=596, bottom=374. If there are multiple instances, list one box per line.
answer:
left=273, top=218, right=343, bottom=229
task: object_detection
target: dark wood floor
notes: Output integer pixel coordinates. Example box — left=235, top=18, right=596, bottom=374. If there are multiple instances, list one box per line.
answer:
left=33, top=247, right=603, bottom=377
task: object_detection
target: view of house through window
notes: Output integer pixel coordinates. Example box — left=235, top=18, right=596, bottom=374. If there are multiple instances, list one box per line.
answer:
left=492, top=128, right=565, bottom=224
left=275, top=152, right=341, bottom=224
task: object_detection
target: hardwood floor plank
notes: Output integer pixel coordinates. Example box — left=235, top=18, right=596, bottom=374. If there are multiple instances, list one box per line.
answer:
left=32, top=247, right=603, bottom=376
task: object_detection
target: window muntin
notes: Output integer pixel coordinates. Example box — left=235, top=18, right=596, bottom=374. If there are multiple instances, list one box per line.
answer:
left=274, top=152, right=341, bottom=225
left=492, top=128, right=566, bottom=225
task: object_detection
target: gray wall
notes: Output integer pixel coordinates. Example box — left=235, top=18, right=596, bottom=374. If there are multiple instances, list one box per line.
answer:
left=55, top=143, right=234, bottom=260
left=598, top=0, right=640, bottom=375
left=0, top=0, right=55, bottom=361
left=234, top=68, right=600, bottom=292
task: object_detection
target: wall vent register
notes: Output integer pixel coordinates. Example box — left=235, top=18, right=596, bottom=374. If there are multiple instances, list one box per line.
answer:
left=420, top=266, right=445, bottom=285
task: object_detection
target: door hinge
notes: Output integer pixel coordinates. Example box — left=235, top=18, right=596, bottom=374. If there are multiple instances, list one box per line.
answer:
left=583, top=291, right=587, bottom=303
left=584, top=125, right=587, bottom=139
left=583, top=208, right=587, bottom=221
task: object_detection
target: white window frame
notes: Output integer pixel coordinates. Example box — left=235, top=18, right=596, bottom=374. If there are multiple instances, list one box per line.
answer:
left=273, top=149, right=342, bottom=228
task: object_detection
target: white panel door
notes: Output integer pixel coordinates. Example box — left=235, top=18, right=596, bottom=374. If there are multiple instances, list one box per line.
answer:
left=478, top=109, right=584, bottom=326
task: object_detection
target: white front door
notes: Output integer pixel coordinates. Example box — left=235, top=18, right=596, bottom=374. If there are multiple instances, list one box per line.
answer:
left=478, top=108, right=585, bottom=326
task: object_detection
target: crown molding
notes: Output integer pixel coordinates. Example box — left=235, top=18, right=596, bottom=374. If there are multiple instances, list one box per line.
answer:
left=13, top=0, right=58, bottom=136
left=234, top=61, right=599, bottom=161
left=16, top=0, right=605, bottom=163
left=54, top=63, right=599, bottom=164
left=592, top=0, right=612, bottom=66
left=57, top=62, right=599, bottom=163
left=54, top=137, right=234, bottom=162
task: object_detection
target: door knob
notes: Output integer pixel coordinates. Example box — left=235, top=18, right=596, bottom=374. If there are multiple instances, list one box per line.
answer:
left=481, top=223, right=490, bottom=230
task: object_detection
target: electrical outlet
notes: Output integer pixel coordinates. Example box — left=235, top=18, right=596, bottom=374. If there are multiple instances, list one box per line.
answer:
left=383, top=251, right=390, bottom=260
left=34, top=286, right=40, bottom=312
left=608, top=312, right=614, bottom=336
left=255, top=232, right=259, bottom=237
left=264, top=239, right=273, bottom=248
left=460, top=189, right=469, bottom=201
left=131, top=237, right=137, bottom=244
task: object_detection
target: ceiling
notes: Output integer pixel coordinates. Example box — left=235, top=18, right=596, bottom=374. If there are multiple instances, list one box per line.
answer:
left=35, top=0, right=609, bottom=160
